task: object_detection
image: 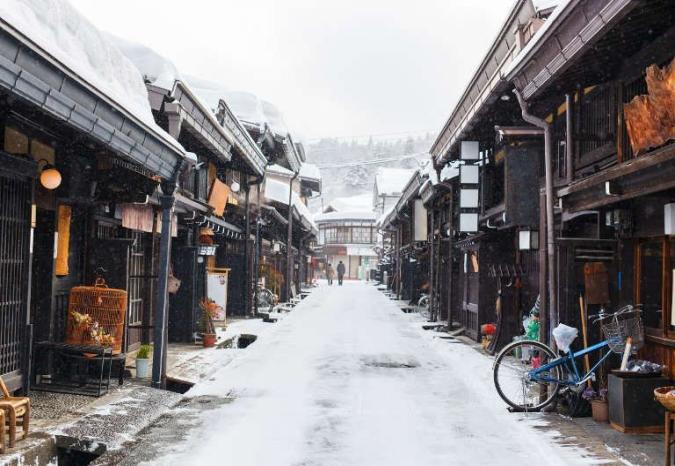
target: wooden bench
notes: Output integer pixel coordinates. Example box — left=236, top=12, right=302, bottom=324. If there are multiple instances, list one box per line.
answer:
left=0, top=376, right=30, bottom=449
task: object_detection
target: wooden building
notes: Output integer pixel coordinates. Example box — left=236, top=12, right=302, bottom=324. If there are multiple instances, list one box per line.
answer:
left=0, top=18, right=191, bottom=392
left=430, top=0, right=553, bottom=345
left=505, top=0, right=675, bottom=369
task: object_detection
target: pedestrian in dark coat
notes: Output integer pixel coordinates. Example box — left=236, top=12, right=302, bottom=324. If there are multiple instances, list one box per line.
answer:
left=337, top=261, right=346, bottom=286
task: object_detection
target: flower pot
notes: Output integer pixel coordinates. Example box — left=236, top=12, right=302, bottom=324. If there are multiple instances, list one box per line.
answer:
left=591, top=399, right=609, bottom=423
left=136, top=358, right=150, bottom=378
left=203, top=333, right=217, bottom=348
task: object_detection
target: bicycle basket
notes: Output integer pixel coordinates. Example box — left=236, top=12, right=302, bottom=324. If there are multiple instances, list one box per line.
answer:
left=601, top=313, right=644, bottom=354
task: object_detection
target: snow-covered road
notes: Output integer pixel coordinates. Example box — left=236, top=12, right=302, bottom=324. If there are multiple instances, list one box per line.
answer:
left=139, top=282, right=616, bottom=466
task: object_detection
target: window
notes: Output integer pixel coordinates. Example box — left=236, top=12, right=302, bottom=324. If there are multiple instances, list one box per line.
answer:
left=336, top=226, right=350, bottom=243
left=324, top=227, right=337, bottom=243
left=351, top=227, right=372, bottom=244
left=4, top=126, right=29, bottom=155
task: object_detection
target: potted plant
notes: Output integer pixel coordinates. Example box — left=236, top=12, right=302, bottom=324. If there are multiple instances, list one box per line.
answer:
left=136, top=344, right=152, bottom=378
left=200, top=298, right=218, bottom=348
left=582, top=387, right=609, bottom=422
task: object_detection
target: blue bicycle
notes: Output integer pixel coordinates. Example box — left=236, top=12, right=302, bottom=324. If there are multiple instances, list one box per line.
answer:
left=492, top=305, right=643, bottom=411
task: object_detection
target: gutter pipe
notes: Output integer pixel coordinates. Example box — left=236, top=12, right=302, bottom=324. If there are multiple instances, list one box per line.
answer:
left=514, top=89, right=558, bottom=343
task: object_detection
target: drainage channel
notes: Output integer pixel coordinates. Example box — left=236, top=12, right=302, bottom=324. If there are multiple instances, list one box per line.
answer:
left=54, top=435, right=107, bottom=466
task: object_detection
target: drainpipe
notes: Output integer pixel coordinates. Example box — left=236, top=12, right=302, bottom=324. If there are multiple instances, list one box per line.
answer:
left=253, top=183, right=263, bottom=315
left=152, top=160, right=187, bottom=389
left=514, top=89, right=558, bottom=341
left=286, top=172, right=299, bottom=301
left=565, top=93, right=574, bottom=184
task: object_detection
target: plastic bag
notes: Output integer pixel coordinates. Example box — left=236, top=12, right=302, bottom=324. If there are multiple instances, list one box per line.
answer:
left=522, top=316, right=531, bottom=332
left=626, top=359, right=663, bottom=374
left=552, top=323, right=579, bottom=353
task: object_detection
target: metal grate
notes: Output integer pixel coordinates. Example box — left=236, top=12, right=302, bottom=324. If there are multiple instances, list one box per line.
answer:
left=128, top=231, right=146, bottom=328
left=0, top=174, right=31, bottom=377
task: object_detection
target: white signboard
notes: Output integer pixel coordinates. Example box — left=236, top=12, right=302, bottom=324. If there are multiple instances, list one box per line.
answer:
left=207, top=271, right=229, bottom=322
left=460, top=164, right=479, bottom=184
left=460, top=189, right=479, bottom=208
left=459, top=213, right=478, bottom=232
left=460, top=141, right=480, bottom=160
left=414, top=199, right=428, bottom=242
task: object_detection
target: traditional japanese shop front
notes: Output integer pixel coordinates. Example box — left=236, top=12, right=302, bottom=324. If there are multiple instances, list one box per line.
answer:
left=0, top=22, right=187, bottom=392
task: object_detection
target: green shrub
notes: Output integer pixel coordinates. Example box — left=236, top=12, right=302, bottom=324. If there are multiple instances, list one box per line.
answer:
left=137, top=344, right=152, bottom=359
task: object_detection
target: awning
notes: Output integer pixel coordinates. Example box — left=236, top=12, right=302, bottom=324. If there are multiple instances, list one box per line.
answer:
left=184, top=214, right=243, bottom=238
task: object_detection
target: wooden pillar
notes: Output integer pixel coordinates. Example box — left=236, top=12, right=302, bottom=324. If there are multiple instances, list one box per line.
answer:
left=429, top=208, right=435, bottom=321
left=152, top=193, right=175, bottom=389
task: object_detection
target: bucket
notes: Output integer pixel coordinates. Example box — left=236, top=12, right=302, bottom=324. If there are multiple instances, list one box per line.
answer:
left=136, top=358, right=150, bottom=378
left=591, top=399, right=609, bottom=422
left=203, top=333, right=217, bottom=348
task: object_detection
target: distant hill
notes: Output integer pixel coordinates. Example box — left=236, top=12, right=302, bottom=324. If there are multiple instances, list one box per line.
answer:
left=306, top=134, right=434, bottom=212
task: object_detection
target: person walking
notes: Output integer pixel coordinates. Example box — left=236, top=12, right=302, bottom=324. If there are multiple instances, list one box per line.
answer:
left=326, top=263, right=334, bottom=285
left=337, top=261, right=346, bottom=286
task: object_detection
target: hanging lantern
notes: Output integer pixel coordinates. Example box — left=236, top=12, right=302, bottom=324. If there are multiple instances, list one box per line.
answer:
left=39, top=163, right=62, bottom=190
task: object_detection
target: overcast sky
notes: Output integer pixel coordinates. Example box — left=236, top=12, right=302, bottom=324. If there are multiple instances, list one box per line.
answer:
left=69, top=0, right=514, bottom=142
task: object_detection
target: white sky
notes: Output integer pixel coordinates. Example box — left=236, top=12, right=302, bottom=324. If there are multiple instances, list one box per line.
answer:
left=69, top=0, right=515, bottom=141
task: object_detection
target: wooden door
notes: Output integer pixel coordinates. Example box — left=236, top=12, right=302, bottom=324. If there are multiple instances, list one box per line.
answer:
left=169, top=246, right=199, bottom=342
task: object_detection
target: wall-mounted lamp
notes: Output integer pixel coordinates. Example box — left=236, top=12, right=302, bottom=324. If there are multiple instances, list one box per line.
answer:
left=38, top=159, right=62, bottom=190
left=230, top=181, right=240, bottom=193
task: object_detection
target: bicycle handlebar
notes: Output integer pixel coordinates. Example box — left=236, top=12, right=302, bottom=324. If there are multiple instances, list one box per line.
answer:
left=588, top=304, right=641, bottom=324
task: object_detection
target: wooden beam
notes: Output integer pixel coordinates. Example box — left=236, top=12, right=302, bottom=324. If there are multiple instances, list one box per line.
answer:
left=558, top=142, right=675, bottom=197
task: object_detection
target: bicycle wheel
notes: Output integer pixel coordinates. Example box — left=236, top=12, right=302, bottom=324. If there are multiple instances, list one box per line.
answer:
left=493, top=340, right=560, bottom=411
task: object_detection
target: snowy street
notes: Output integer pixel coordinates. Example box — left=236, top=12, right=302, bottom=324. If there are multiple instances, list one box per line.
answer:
left=121, top=282, right=613, bottom=466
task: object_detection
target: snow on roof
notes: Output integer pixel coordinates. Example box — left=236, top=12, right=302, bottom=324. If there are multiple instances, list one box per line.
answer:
left=263, top=179, right=316, bottom=234
left=440, top=164, right=459, bottom=182
left=187, top=79, right=292, bottom=139
left=261, top=100, right=289, bottom=137
left=0, top=0, right=183, bottom=153
left=531, top=0, right=561, bottom=12
left=263, top=178, right=290, bottom=205
left=314, top=210, right=378, bottom=223
left=375, top=168, right=418, bottom=196
left=266, top=164, right=295, bottom=178
left=503, top=0, right=571, bottom=80
left=223, top=90, right=267, bottom=129
left=326, top=193, right=373, bottom=213
left=419, top=160, right=438, bottom=185
left=376, top=203, right=397, bottom=229
left=292, top=191, right=318, bottom=235
left=299, top=163, right=321, bottom=182
left=109, top=35, right=180, bottom=91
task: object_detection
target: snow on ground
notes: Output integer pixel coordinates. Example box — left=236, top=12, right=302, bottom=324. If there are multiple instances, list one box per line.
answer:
left=142, top=282, right=620, bottom=466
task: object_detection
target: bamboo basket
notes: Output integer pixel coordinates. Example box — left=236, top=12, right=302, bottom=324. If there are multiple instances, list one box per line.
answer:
left=654, top=386, right=675, bottom=412
left=65, top=278, right=127, bottom=354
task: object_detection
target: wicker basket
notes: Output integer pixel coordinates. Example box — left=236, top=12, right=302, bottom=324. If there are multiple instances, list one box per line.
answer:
left=654, top=386, right=675, bottom=412
left=65, top=278, right=127, bottom=354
